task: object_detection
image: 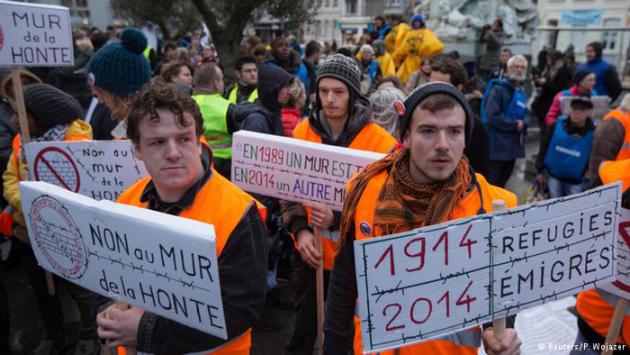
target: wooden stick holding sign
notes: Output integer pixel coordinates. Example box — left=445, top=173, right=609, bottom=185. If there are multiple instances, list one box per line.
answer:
left=314, top=226, right=325, bottom=355
left=10, top=68, right=56, bottom=296
left=492, top=199, right=506, bottom=341
left=602, top=299, right=629, bottom=355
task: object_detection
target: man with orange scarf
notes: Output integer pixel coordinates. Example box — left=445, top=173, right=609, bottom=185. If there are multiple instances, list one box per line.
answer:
left=324, top=82, right=522, bottom=354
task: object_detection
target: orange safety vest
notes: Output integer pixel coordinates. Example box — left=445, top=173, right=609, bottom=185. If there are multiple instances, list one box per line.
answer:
left=116, top=169, right=265, bottom=355
left=292, top=120, right=397, bottom=270
left=576, top=160, right=630, bottom=346
left=351, top=170, right=516, bottom=354
left=604, top=109, right=630, bottom=160
left=600, top=159, right=630, bottom=191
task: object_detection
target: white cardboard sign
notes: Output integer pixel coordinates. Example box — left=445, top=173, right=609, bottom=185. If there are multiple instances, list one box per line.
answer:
left=20, top=181, right=227, bottom=338
left=600, top=208, right=630, bottom=301
left=231, top=131, right=385, bottom=211
left=0, top=1, right=74, bottom=67
left=25, top=140, right=148, bottom=201
left=354, top=183, right=620, bottom=353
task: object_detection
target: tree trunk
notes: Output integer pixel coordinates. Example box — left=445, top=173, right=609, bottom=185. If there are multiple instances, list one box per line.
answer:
left=216, top=33, right=241, bottom=83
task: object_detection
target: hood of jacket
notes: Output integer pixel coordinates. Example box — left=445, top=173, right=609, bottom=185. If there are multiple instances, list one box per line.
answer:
left=65, top=119, right=93, bottom=139
left=257, top=64, right=293, bottom=112
left=308, top=95, right=373, bottom=147
left=233, top=101, right=284, bottom=136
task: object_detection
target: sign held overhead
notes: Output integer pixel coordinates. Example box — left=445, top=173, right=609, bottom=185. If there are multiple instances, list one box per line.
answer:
left=231, top=131, right=384, bottom=211
left=0, top=0, right=73, bottom=67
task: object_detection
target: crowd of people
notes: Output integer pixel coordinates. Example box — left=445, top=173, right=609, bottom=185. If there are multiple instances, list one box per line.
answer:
left=0, top=11, right=629, bottom=355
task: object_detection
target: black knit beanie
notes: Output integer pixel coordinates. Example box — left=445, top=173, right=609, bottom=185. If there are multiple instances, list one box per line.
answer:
left=399, top=81, right=474, bottom=144
left=24, top=84, right=83, bottom=131
left=572, top=70, right=593, bottom=86
left=316, top=54, right=362, bottom=96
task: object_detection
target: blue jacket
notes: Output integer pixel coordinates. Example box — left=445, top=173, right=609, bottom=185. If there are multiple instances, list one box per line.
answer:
left=544, top=116, right=594, bottom=180
left=266, top=59, right=309, bottom=88
left=484, top=79, right=528, bottom=161
left=577, top=58, right=619, bottom=99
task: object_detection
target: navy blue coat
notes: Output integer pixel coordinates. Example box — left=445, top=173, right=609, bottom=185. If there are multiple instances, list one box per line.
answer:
left=486, top=81, right=528, bottom=161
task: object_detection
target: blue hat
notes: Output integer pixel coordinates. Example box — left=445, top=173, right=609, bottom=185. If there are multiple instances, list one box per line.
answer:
left=87, top=28, right=151, bottom=98
left=411, top=15, right=425, bottom=29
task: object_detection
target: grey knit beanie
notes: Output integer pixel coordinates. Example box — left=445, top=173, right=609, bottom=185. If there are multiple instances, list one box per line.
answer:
left=316, top=54, right=362, bottom=95
left=24, top=84, right=83, bottom=131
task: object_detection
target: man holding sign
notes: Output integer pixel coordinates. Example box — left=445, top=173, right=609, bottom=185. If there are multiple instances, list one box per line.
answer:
left=282, top=54, right=396, bottom=354
left=324, top=82, right=521, bottom=354
left=95, top=82, right=268, bottom=354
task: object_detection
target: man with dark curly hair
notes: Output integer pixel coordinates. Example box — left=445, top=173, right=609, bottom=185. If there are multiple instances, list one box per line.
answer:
left=95, top=82, right=268, bottom=354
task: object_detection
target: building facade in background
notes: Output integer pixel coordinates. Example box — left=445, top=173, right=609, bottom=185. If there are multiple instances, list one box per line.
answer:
left=303, top=0, right=410, bottom=46
left=22, top=0, right=114, bottom=29
left=535, top=0, right=629, bottom=75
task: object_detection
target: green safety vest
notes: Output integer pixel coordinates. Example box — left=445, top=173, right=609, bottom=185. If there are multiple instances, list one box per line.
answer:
left=143, top=46, right=153, bottom=61
left=192, top=93, right=232, bottom=159
left=228, top=84, right=258, bottom=104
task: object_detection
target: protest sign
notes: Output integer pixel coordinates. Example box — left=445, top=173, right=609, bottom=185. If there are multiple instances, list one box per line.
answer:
left=600, top=208, right=630, bottom=302
left=560, top=96, right=611, bottom=121
left=0, top=1, right=73, bottom=67
left=20, top=181, right=227, bottom=338
left=231, top=131, right=384, bottom=211
left=25, top=140, right=148, bottom=201
left=354, top=183, right=620, bottom=353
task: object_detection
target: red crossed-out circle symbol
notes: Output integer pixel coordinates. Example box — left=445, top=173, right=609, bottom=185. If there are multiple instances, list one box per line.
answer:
left=34, top=147, right=80, bottom=193
left=612, top=221, right=630, bottom=293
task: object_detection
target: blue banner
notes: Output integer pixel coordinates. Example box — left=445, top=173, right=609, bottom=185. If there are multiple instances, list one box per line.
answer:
left=561, top=10, right=602, bottom=26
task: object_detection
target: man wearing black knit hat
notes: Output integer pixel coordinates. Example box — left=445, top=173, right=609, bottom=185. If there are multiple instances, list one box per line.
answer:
left=282, top=54, right=396, bottom=354
left=324, top=81, right=522, bottom=354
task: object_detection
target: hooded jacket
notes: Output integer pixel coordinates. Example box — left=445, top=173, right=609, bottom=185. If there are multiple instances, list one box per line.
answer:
left=235, top=65, right=293, bottom=216
left=235, top=65, right=292, bottom=137
left=308, top=95, right=374, bottom=146
left=577, top=58, right=622, bottom=101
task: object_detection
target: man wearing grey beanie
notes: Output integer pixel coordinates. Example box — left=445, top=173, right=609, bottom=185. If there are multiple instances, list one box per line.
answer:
left=282, top=54, right=397, bottom=354
left=324, top=81, right=522, bottom=354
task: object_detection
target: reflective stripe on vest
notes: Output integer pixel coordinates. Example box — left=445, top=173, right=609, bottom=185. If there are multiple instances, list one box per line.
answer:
left=543, top=116, right=593, bottom=180
left=292, top=120, right=396, bottom=270
left=228, top=85, right=258, bottom=104
left=193, top=94, right=232, bottom=159
left=117, top=170, right=264, bottom=354
left=599, top=159, right=630, bottom=191
left=351, top=170, right=515, bottom=354
left=604, top=109, right=630, bottom=160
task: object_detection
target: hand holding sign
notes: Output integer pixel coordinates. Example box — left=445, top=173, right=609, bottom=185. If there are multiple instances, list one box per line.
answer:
left=297, top=229, right=321, bottom=270
left=482, top=328, right=522, bottom=355
left=307, top=204, right=334, bottom=230
left=97, top=303, right=143, bottom=348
